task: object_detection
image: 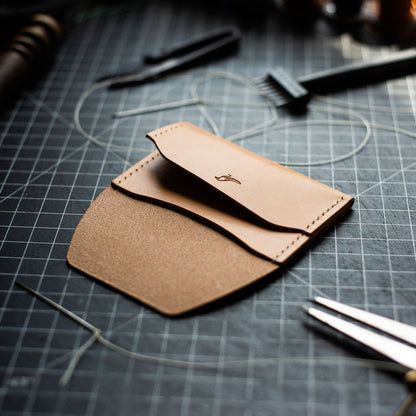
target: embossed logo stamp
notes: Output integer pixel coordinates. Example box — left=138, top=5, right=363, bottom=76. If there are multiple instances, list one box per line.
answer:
left=214, top=174, right=241, bottom=185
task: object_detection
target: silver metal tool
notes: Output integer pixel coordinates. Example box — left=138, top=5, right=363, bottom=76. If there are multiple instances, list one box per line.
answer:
left=304, top=296, right=416, bottom=416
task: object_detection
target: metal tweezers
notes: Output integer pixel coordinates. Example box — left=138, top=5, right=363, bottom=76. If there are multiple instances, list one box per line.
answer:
left=98, top=26, right=240, bottom=89
left=304, top=297, right=416, bottom=415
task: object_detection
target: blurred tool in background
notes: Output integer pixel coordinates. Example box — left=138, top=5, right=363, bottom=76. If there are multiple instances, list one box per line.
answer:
left=0, top=13, right=63, bottom=108
left=278, top=0, right=416, bottom=44
left=323, top=0, right=363, bottom=29
left=277, top=0, right=325, bottom=27
left=2, top=0, right=416, bottom=110
left=365, top=0, right=416, bottom=42
left=0, top=0, right=74, bottom=109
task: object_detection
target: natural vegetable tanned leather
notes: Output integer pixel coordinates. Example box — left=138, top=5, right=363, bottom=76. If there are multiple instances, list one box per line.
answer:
left=67, top=122, right=354, bottom=315
left=146, top=122, right=349, bottom=234
left=112, top=151, right=310, bottom=263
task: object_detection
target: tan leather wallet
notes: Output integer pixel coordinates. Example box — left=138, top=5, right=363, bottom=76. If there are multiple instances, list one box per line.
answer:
left=67, top=122, right=354, bottom=315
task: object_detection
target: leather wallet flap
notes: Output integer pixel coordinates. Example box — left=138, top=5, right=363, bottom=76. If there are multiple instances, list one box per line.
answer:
left=145, top=122, right=352, bottom=234
left=112, top=122, right=354, bottom=263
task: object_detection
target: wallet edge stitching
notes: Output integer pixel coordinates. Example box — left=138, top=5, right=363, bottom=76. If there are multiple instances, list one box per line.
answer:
left=305, top=196, right=345, bottom=230
left=115, top=152, right=161, bottom=184
left=272, top=195, right=345, bottom=261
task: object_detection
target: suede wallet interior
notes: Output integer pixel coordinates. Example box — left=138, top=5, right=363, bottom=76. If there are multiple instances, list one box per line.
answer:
left=67, top=122, right=354, bottom=315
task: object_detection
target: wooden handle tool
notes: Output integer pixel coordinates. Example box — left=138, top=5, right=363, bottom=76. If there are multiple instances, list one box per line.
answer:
left=0, top=13, right=62, bottom=108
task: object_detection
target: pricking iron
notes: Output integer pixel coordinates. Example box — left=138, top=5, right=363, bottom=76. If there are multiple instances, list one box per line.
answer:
left=257, top=48, right=416, bottom=111
left=255, top=67, right=310, bottom=111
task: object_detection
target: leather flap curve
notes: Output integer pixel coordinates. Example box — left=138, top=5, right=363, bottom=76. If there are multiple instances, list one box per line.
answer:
left=112, top=151, right=310, bottom=263
left=145, top=122, right=353, bottom=234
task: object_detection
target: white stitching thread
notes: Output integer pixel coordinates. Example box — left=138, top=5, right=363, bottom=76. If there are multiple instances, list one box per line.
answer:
left=115, top=123, right=186, bottom=185
left=272, top=233, right=303, bottom=263
left=305, top=196, right=344, bottom=230
left=153, top=122, right=183, bottom=138
left=116, top=152, right=160, bottom=184
left=272, top=196, right=345, bottom=263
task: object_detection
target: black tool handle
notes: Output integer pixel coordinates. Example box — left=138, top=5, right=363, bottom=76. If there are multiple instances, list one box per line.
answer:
left=143, top=26, right=239, bottom=64
left=298, top=49, right=416, bottom=93
left=108, top=33, right=240, bottom=88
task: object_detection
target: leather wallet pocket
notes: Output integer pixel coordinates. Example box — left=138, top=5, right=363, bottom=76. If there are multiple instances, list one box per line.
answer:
left=67, top=122, right=354, bottom=315
left=112, top=122, right=353, bottom=263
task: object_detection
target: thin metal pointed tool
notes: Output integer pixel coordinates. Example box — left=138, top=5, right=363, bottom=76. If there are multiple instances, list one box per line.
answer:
left=304, top=303, right=416, bottom=370
left=15, top=281, right=99, bottom=333
left=313, top=296, right=416, bottom=347
left=303, top=297, right=416, bottom=416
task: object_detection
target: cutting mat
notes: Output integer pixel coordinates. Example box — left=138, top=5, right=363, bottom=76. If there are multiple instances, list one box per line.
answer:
left=1, top=2, right=416, bottom=415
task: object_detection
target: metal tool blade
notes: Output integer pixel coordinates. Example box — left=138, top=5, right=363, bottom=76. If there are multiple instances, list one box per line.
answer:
left=305, top=305, right=416, bottom=370
left=313, top=297, right=416, bottom=347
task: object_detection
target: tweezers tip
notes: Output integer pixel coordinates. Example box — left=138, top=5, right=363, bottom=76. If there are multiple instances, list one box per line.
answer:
left=313, top=296, right=327, bottom=303
left=301, top=304, right=311, bottom=313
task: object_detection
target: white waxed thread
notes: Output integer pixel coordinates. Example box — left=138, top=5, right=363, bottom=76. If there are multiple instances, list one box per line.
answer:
left=74, top=70, right=416, bottom=167
left=73, top=79, right=149, bottom=153
left=188, top=71, right=279, bottom=140
left=16, top=282, right=410, bottom=386
left=59, top=331, right=101, bottom=386
left=114, top=97, right=271, bottom=118
left=55, top=301, right=410, bottom=383
left=114, top=98, right=203, bottom=117
left=232, top=108, right=373, bottom=166
left=315, top=94, right=416, bottom=113
left=21, top=283, right=407, bottom=386
left=74, top=71, right=280, bottom=155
